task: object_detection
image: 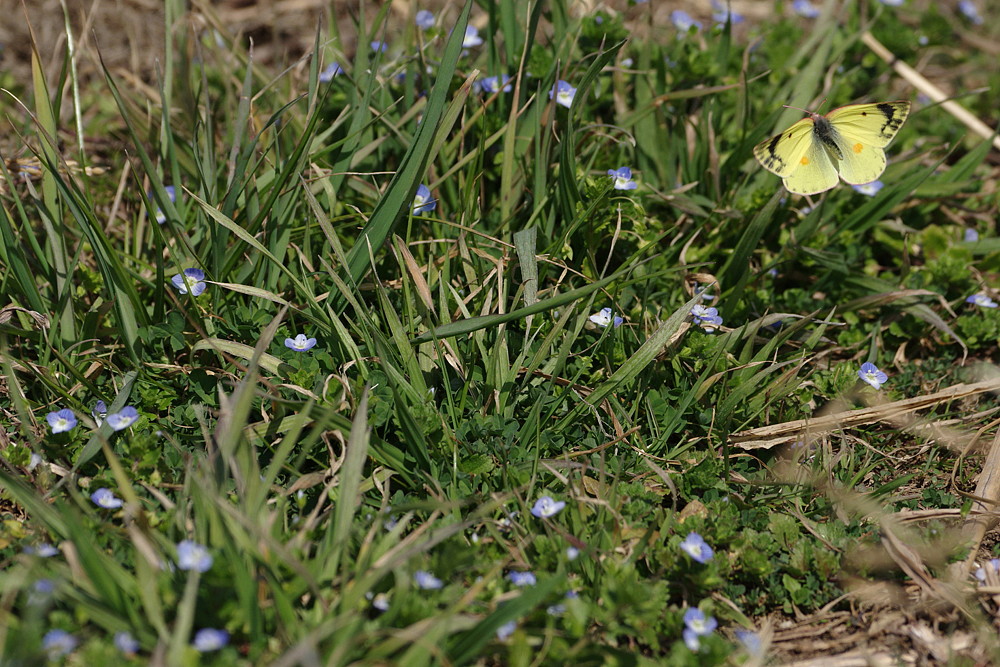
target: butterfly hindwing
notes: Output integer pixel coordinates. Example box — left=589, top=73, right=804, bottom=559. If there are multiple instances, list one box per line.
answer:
left=781, top=135, right=840, bottom=195
left=755, top=100, right=910, bottom=195
left=831, top=132, right=887, bottom=185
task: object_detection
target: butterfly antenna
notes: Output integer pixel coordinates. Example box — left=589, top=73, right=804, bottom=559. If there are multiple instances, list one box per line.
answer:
left=782, top=98, right=827, bottom=116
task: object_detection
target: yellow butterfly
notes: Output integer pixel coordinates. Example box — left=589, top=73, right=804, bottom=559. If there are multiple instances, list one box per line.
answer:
left=754, top=101, right=910, bottom=195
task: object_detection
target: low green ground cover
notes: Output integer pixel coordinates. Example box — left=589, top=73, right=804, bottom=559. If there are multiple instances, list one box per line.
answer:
left=1, top=0, right=998, bottom=663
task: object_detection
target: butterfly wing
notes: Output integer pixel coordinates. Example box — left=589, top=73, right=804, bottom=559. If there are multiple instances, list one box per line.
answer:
left=824, top=101, right=910, bottom=185
left=754, top=118, right=816, bottom=178
left=825, top=101, right=910, bottom=147
left=781, top=137, right=840, bottom=195
left=831, top=138, right=886, bottom=185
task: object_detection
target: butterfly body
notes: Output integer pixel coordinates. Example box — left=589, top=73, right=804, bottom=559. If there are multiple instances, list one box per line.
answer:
left=754, top=101, right=910, bottom=195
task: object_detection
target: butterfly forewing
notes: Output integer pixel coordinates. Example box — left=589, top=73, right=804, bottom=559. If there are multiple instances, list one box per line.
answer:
left=824, top=101, right=910, bottom=148
left=753, top=118, right=816, bottom=178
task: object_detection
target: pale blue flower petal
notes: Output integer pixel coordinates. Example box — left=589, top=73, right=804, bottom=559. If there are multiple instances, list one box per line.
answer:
left=193, top=628, right=229, bottom=652
left=176, top=540, right=213, bottom=573
left=114, top=631, right=140, bottom=655
left=412, top=183, right=437, bottom=215
left=42, top=629, right=78, bottom=659
left=415, top=10, right=435, bottom=30
left=91, top=488, right=123, bottom=509
left=858, top=362, right=889, bottom=389
left=414, top=570, right=443, bottom=589
left=106, top=406, right=139, bottom=431
left=46, top=409, right=78, bottom=434
left=530, top=495, right=566, bottom=518
left=680, top=532, right=714, bottom=563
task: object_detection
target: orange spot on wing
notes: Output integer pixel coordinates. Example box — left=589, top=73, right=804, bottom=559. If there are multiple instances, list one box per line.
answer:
left=800, top=156, right=810, bottom=166
left=853, top=143, right=864, bottom=153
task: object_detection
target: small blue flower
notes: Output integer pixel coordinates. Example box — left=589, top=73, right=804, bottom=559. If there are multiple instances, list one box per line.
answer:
left=680, top=532, right=714, bottom=563
left=671, top=10, right=703, bottom=32
left=530, top=495, right=566, bottom=518
left=682, top=607, right=718, bottom=651
left=153, top=185, right=177, bottom=224
left=33, top=579, right=55, bottom=596
left=546, top=603, right=566, bottom=616
left=28, top=452, right=43, bottom=471
left=106, top=406, right=139, bottom=431
left=366, top=591, right=390, bottom=611
left=27, top=579, right=55, bottom=606
left=171, top=268, right=207, bottom=296
left=91, top=488, right=124, bottom=509
left=114, top=631, right=140, bottom=655
left=42, top=629, right=78, bottom=659
left=965, top=228, right=980, bottom=242
left=507, top=570, right=537, bottom=587
left=958, top=0, right=984, bottom=24
left=412, top=184, right=437, bottom=215
left=878, top=0, right=904, bottom=5
left=46, top=409, right=77, bottom=434
left=858, top=362, right=888, bottom=390
left=25, top=542, right=59, bottom=557
left=683, top=628, right=702, bottom=651
left=608, top=166, right=638, bottom=191
left=690, top=305, right=723, bottom=331
left=414, top=570, right=444, bottom=589
left=736, top=629, right=763, bottom=656
left=976, top=559, right=1000, bottom=583
left=694, top=284, right=717, bottom=301
left=550, top=80, right=576, bottom=109
left=319, top=62, right=344, bottom=82
left=852, top=180, right=884, bottom=196
left=192, top=628, right=229, bottom=652
left=589, top=307, right=623, bottom=328
left=462, top=25, right=483, bottom=48
left=284, top=334, right=318, bottom=351
left=176, top=540, right=213, bottom=573
left=479, top=74, right=512, bottom=94
left=967, top=294, right=998, bottom=308
left=496, top=620, right=517, bottom=640
left=92, top=400, right=108, bottom=426
left=710, top=0, right=744, bottom=25
left=370, top=41, right=388, bottom=53
left=683, top=608, right=718, bottom=633
left=792, top=0, right=820, bottom=18
left=415, top=10, right=435, bottom=30
left=566, top=546, right=580, bottom=560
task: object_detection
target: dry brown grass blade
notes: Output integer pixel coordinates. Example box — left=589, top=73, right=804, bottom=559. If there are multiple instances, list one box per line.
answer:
left=862, top=31, right=1000, bottom=153
left=812, top=474, right=974, bottom=616
left=957, top=426, right=1000, bottom=576
left=779, top=654, right=897, bottom=667
left=730, top=377, right=1000, bottom=450
left=392, top=236, right=437, bottom=317
left=879, top=516, right=973, bottom=617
